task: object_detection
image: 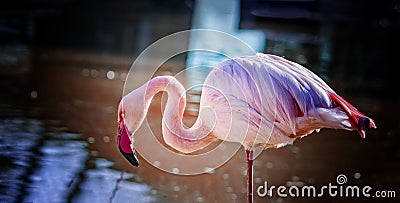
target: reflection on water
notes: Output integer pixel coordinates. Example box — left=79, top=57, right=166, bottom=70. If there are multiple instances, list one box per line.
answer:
left=0, top=118, right=42, bottom=203
left=0, top=115, right=160, bottom=203
left=72, top=158, right=157, bottom=203
left=24, top=134, right=87, bottom=203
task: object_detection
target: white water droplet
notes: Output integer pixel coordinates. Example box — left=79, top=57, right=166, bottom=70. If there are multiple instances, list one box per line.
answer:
left=82, top=68, right=90, bottom=77
left=103, top=136, right=110, bottom=143
left=231, top=193, right=237, bottom=200
left=173, top=185, right=180, bottom=191
left=90, top=69, right=99, bottom=77
left=204, top=167, right=215, bottom=174
left=266, top=162, right=273, bottom=169
left=88, top=137, right=95, bottom=143
left=226, top=186, right=233, bottom=193
left=172, top=167, right=179, bottom=174
left=223, top=173, right=229, bottom=180
left=153, top=161, right=160, bottom=167
left=30, top=91, right=38, bottom=99
left=196, top=196, right=204, bottom=202
left=106, top=70, right=115, bottom=80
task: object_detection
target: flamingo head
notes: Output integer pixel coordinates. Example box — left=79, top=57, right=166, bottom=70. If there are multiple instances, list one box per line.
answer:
left=117, top=114, right=140, bottom=167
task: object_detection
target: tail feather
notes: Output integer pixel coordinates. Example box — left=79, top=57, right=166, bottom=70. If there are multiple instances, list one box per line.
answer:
left=329, top=92, right=376, bottom=138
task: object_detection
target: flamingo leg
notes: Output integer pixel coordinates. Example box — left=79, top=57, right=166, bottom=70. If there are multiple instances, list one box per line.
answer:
left=246, top=149, right=254, bottom=203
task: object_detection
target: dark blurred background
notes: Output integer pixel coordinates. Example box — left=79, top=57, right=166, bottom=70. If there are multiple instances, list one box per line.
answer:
left=0, top=0, right=399, bottom=202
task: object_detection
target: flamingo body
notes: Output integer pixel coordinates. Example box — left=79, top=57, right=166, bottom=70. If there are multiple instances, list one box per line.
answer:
left=117, top=53, right=376, bottom=202
left=199, top=53, right=351, bottom=149
left=118, top=53, right=375, bottom=157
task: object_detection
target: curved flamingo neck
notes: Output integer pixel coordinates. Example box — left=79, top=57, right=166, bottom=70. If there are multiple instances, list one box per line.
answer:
left=125, top=76, right=214, bottom=153
left=145, top=76, right=186, bottom=120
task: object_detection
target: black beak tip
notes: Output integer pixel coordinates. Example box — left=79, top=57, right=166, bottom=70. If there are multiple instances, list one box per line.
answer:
left=120, top=150, right=140, bottom=167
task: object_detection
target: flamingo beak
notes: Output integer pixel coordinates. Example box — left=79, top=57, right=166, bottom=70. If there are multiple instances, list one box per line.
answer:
left=117, top=122, right=140, bottom=167
left=119, top=148, right=140, bottom=167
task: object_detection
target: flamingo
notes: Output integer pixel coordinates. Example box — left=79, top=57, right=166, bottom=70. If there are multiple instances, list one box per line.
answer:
left=116, top=53, right=376, bottom=203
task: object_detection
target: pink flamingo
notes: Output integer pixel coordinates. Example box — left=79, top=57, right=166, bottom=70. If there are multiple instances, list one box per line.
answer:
left=117, top=53, right=376, bottom=203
